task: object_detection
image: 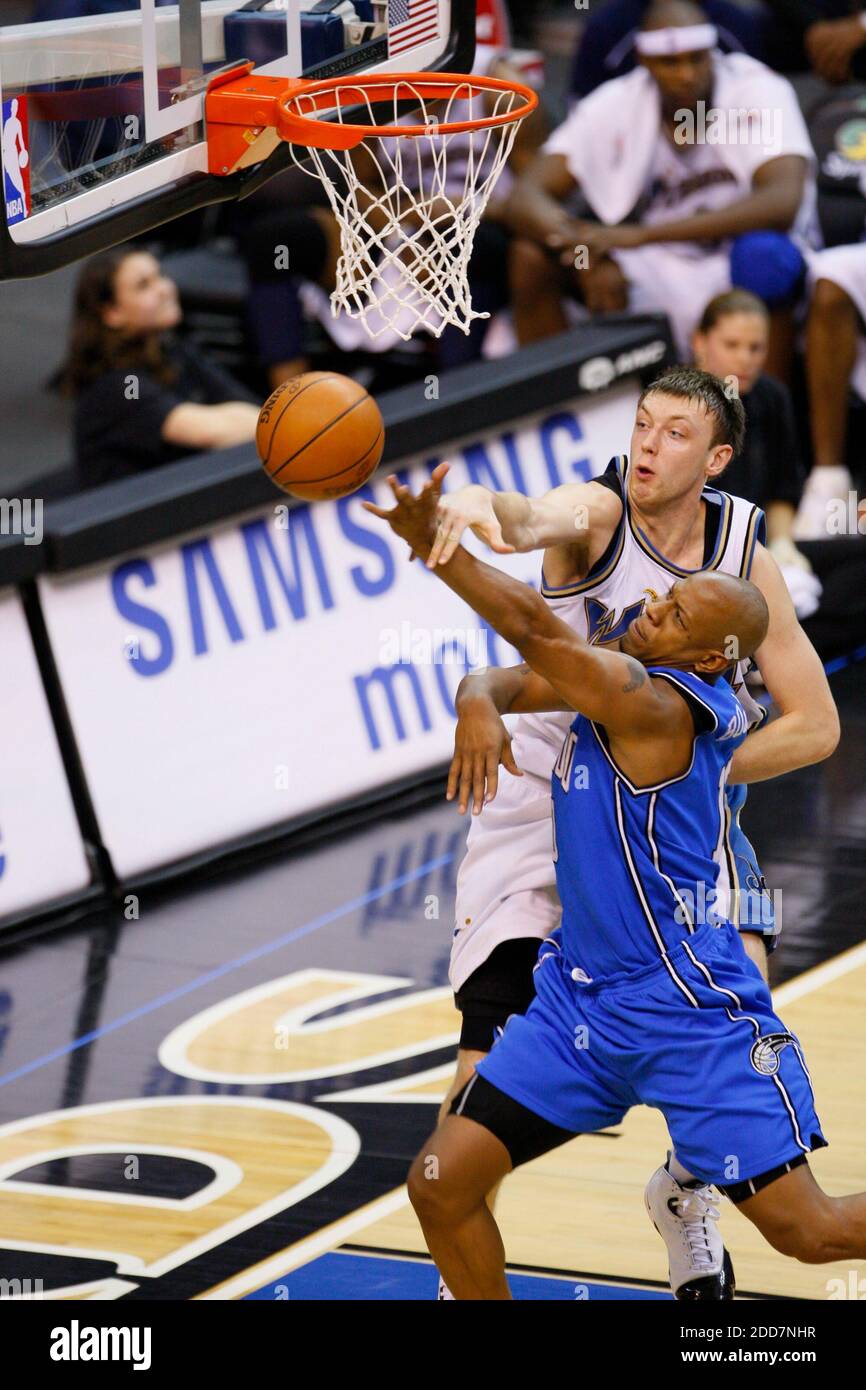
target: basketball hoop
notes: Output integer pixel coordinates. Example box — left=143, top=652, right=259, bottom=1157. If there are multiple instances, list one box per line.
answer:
left=207, top=69, right=538, bottom=341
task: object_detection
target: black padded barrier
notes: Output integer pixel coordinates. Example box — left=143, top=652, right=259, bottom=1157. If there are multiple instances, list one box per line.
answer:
left=1, top=317, right=673, bottom=581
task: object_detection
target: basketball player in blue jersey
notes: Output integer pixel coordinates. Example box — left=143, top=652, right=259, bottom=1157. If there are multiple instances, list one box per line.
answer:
left=364, top=476, right=863, bottom=1302
left=417, top=368, right=839, bottom=1298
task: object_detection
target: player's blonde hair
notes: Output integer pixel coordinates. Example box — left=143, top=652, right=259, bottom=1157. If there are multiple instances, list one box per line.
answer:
left=638, top=366, right=746, bottom=455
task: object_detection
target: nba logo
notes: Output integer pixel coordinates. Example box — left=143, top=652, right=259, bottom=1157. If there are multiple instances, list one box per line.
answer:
left=2, top=95, right=31, bottom=226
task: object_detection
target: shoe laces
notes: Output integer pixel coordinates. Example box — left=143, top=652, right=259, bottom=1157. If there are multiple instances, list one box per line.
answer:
left=669, top=1186, right=720, bottom=1270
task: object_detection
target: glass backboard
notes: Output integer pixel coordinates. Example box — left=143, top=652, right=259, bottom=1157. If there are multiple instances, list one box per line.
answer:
left=0, top=1, right=475, bottom=279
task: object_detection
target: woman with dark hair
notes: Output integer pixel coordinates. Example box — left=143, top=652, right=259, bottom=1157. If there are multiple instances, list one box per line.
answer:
left=692, top=287, right=866, bottom=655
left=692, top=289, right=806, bottom=551
left=58, top=247, right=259, bottom=491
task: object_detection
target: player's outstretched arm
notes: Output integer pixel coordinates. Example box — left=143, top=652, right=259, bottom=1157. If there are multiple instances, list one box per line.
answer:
left=427, top=468, right=622, bottom=567
left=728, top=543, right=840, bottom=785
left=364, top=472, right=673, bottom=736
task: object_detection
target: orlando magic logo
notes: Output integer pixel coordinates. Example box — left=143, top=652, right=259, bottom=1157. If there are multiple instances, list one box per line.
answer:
left=750, top=1032, right=796, bottom=1076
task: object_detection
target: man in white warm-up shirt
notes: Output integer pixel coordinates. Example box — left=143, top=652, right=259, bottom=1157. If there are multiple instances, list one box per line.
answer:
left=505, top=0, right=817, bottom=365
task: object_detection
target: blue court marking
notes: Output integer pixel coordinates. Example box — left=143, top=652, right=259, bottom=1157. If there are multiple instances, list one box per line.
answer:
left=245, top=1251, right=672, bottom=1301
left=823, top=642, right=866, bottom=677
left=0, top=853, right=455, bottom=1090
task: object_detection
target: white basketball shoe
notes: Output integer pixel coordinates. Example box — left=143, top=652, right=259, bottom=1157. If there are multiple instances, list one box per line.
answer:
left=645, top=1162, right=735, bottom=1300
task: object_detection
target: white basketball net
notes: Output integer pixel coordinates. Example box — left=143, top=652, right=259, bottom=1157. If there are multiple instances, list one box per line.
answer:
left=286, top=78, right=529, bottom=341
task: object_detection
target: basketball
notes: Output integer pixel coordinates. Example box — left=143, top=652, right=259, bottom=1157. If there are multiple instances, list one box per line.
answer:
left=256, top=372, right=385, bottom=501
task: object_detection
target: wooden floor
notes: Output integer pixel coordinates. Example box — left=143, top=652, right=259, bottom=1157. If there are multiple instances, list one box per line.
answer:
left=327, top=945, right=866, bottom=1301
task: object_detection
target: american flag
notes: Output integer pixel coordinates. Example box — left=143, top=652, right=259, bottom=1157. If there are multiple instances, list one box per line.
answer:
left=388, top=0, right=440, bottom=56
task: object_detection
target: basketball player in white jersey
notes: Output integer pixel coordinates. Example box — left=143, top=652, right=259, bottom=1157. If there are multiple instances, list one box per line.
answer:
left=427, top=367, right=839, bottom=1298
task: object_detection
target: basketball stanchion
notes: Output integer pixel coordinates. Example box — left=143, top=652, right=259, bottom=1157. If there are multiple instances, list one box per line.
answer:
left=205, top=65, right=538, bottom=341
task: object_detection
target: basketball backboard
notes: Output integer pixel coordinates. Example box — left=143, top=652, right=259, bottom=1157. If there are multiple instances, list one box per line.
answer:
left=0, top=1, right=475, bottom=280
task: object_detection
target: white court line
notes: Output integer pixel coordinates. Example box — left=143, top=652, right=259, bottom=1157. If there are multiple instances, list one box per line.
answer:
left=773, top=938, right=866, bottom=1008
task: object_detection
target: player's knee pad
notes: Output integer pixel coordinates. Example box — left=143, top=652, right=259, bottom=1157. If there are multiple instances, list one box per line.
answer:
left=729, top=231, right=806, bottom=307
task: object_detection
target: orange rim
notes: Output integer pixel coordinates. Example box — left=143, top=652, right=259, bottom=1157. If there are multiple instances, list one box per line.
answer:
left=275, top=70, right=538, bottom=151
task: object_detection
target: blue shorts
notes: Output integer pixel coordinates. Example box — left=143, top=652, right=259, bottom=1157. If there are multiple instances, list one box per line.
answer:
left=475, top=922, right=825, bottom=1187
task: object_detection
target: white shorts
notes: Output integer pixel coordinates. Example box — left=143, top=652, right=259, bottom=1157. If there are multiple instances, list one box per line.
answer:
left=612, top=243, right=732, bottom=359
left=451, top=766, right=562, bottom=994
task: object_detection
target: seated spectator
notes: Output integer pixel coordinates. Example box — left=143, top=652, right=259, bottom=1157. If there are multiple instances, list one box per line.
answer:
left=692, top=292, right=866, bottom=657
left=505, top=0, right=816, bottom=373
left=691, top=289, right=822, bottom=617
left=760, top=0, right=866, bottom=81
left=570, top=0, right=767, bottom=97
left=795, top=242, right=866, bottom=538
left=693, top=290, right=805, bottom=535
left=56, top=248, right=259, bottom=491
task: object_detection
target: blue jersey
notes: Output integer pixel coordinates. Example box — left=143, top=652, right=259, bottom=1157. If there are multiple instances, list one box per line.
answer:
left=551, top=667, right=750, bottom=982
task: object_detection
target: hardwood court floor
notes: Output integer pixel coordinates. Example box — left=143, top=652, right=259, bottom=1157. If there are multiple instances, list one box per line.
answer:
left=344, top=945, right=866, bottom=1302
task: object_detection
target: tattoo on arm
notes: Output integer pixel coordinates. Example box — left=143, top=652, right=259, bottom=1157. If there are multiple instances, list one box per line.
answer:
left=621, top=659, right=647, bottom=694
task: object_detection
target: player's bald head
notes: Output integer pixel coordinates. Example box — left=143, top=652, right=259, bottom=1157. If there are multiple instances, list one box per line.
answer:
left=682, top=571, right=769, bottom=664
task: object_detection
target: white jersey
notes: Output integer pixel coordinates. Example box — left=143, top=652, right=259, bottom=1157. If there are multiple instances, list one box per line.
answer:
left=451, top=457, right=767, bottom=995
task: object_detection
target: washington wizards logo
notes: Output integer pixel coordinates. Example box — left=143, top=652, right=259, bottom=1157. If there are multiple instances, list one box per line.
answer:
left=585, top=596, right=647, bottom=644
left=750, top=1032, right=796, bottom=1076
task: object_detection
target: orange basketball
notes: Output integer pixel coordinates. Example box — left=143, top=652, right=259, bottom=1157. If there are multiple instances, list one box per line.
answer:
left=256, top=372, right=385, bottom=502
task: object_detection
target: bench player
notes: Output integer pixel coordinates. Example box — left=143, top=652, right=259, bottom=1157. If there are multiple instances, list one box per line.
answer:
left=424, top=368, right=839, bottom=1297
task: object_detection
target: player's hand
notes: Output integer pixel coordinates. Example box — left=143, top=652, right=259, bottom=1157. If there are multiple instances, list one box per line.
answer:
left=567, top=220, right=646, bottom=260
left=428, top=482, right=515, bottom=568
left=448, top=698, right=522, bottom=815
left=544, top=221, right=584, bottom=257
left=361, top=463, right=448, bottom=556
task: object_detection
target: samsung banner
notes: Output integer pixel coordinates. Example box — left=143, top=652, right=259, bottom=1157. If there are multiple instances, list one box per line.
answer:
left=37, top=380, right=640, bottom=880
left=0, top=588, right=91, bottom=917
